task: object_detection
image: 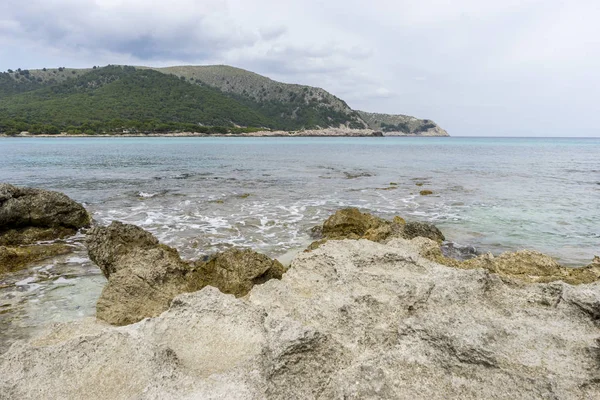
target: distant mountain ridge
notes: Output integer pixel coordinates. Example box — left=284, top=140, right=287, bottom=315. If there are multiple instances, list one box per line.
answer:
left=0, top=65, right=448, bottom=136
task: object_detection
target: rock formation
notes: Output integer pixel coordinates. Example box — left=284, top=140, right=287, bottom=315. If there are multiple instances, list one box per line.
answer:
left=309, top=207, right=444, bottom=249
left=2, top=238, right=599, bottom=399
left=87, top=221, right=285, bottom=326
left=412, top=237, right=600, bottom=285
left=0, top=183, right=90, bottom=274
left=314, top=208, right=600, bottom=286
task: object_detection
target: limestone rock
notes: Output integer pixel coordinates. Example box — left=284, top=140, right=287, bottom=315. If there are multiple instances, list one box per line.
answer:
left=87, top=221, right=285, bottom=326
left=0, top=183, right=90, bottom=245
left=0, top=184, right=90, bottom=274
left=402, top=221, right=445, bottom=243
left=0, top=243, right=73, bottom=275
left=2, top=238, right=599, bottom=399
left=189, top=249, right=286, bottom=296
left=312, top=207, right=444, bottom=246
left=321, top=207, right=389, bottom=239
left=87, top=221, right=162, bottom=279
left=413, top=237, right=600, bottom=285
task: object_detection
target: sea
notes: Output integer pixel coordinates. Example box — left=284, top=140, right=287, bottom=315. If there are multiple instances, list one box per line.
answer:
left=0, top=136, right=599, bottom=350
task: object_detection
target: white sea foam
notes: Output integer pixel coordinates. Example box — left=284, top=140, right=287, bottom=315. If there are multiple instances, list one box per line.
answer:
left=66, top=257, right=89, bottom=264
left=15, top=277, right=38, bottom=286
left=138, top=191, right=158, bottom=198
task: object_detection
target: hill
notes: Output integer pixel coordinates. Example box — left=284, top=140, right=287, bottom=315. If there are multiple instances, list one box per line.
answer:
left=0, top=65, right=448, bottom=136
left=357, top=110, right=449, bottom=136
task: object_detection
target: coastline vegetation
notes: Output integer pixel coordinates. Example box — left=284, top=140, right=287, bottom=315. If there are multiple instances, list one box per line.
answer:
left=0, top=65, right=364, bottom=135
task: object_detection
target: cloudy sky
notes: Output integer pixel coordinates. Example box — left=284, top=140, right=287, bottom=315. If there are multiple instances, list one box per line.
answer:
left=1, top=0, right=598, bottom=136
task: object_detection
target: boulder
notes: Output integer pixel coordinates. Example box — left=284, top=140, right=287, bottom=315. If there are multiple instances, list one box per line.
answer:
left=312, top=207, right=444, bottom=247
left=0, top=183, right=90, bottom=245
left=2, top=238, right=600, bottom=399
left=0, top=184, right=90, bottom=274
left=321, top=208, right=393, bottom=240
left=87, top=221, right=163, bottom=279
left=188, top=249, right=286, bottom=296
left=87, top=221, right=285, bottom=326
left=402, top=221, right=445, bottom=243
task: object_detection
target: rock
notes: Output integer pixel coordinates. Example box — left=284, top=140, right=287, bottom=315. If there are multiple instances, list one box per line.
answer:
left=0, top=183, right=90, bottom=245
left=88, top=222, right=190, bottom=326
left=87, top=221, right=163, bottom=279
left=461, top=250, right=600, bottom=285
left=372, top=131, right=384, bottom=137
left=0, top=226, right=79, bottom=247
left=188, top=249, right=286, bottom=296
left=343, top=171, right=373, bottom=179
left=87, top=221, right=285, bottom=326
left=308, top=225, right=323, bottom=239
left=392, top=215, right=406, bottom=225
left=413, top=237, right=600, bottom=285
left=312, top=208, right=444, bottom=247
left=2, top=238, right=599, bottom=399
left=0, top=184, right=90, bottom=274
left=402, top=221, right=445, bottom=243
left=321, top=208, right=391, bottom=240
left=419, top=189, right=433, bottom=196
left=0, top=243, right=73, bottom=275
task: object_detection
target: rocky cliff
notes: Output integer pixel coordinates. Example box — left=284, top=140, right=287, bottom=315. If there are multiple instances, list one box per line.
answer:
left=357, top=110, right=449, bottom=136
left=1, top=236, right=599, bottom=399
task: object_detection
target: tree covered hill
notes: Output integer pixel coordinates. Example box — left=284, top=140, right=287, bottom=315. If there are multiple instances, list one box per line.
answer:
left=0, top=65, right=447, bottom=135
left=0, top=66, right=271, bottom=134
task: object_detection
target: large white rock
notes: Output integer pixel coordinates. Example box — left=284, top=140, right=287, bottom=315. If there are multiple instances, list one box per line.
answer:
left=1, top=238, right=599, bottom=399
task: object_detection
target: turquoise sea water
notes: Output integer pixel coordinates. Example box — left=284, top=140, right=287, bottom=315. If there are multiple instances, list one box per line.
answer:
left=0, top=136, right=599, bottom=348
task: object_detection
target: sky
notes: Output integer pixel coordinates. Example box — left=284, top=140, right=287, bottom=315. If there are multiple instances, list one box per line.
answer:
left=1, top=0, right=599, bottom=136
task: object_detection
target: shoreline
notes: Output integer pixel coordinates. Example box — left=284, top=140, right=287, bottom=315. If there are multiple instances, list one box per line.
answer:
left=0, top=127, right=450, bottom=138
left=2, top=235, right=599, bottom=398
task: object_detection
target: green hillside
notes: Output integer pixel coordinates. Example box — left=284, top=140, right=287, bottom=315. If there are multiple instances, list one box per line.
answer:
left=0, top=64, right=448, bottom=135
left=148, top=65, right=366, bottom=129
left=0, top=66, right=273, bottom=134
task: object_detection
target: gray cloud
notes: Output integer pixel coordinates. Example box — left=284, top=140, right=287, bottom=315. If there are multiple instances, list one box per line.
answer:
left=0, top=0, right=599, bottom=136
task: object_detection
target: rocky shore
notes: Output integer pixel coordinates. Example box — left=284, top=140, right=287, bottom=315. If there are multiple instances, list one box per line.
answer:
left=1, top=188, right=599, bottom=399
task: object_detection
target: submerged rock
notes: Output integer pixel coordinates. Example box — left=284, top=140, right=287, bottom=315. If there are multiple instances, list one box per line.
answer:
left=0, top=244, right=73, bottom=275
left=2, top=238, right=600, bottom=399
left=0, top=184, right=90, bottom=274
left=87, top=221, right=285, bottom=326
